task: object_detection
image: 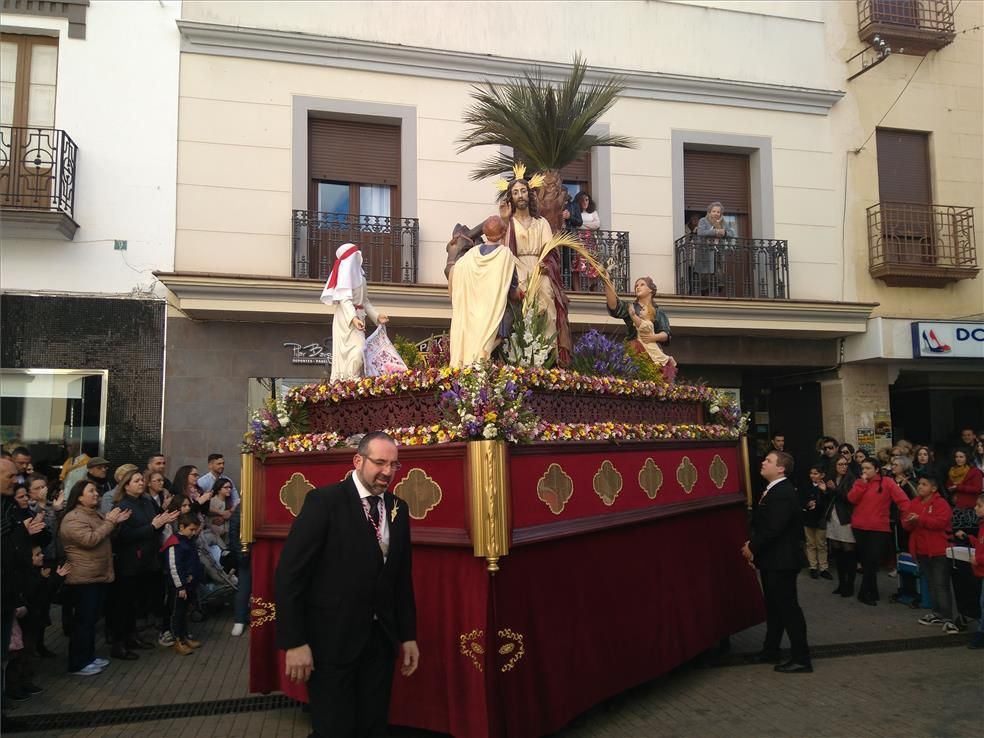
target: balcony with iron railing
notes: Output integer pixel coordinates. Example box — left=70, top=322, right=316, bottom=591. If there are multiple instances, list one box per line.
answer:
left=674, top=236, right=789, bottom=299
left=867, top=202, right=978, bottom=287
left=857, top=0, right=955, bottom=54
left=561, top=229, right=630, bottom=294
left=292, top=210, right=419, bottom=284
left=0, top=125, right=79, bottom=239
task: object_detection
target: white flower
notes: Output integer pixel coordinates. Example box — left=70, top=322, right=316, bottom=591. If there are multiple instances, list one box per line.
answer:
left=709, top=405, right=720, bottom=415
left=483, top=424, right=498, bottom=439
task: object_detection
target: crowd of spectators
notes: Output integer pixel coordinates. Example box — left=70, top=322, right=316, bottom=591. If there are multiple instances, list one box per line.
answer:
left=775, top=426, right=984, bottom=647
left=1, top=448, right=252, bottom=714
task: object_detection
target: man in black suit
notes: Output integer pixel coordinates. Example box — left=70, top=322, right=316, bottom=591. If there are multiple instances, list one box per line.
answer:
left=275, top=431, right=419, bottom=738
left=741, top=450, right=812, bottom=673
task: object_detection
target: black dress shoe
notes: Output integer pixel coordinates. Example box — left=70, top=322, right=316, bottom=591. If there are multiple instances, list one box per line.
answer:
left=775, top=661, right=813, bottom=673
left=111, top=645, right=139, bottom=661
left=858, top=595, right=878, bottom=606
left=809, top=569, right=819, bottom=579
left=125, top=638, right=154, bottom=651
left=754, top=651, right=782, bottom=664
left=820, top=570, right=833, bottom=580
left=22, top=683, right=43, bottom=695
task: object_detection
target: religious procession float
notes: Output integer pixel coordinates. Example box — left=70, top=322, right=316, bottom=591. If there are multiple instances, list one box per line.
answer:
left=241, top=57, right=765, bottom=738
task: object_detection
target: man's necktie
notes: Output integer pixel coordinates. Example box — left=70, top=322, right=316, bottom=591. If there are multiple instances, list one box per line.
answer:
left=367, top=496, right=381, bottom=529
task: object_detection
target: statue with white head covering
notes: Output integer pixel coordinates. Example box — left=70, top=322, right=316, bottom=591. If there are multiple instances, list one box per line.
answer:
left=320, top=243, right=389, bottom=381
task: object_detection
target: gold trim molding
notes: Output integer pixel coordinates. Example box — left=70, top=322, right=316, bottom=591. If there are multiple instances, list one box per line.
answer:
left=279, top=472, right=315, bottom=517
left=593, top=460, right=622, bottom=506
left=676, top=456, right=698, bottom=494
left=709, top=454, right=729, bottom=490
left=466, top=440, right=511, bottom=572
left=638, top=458, right=663, bottom=500
left=249, top=596, right=276, bottom=627
left=394, top=468, right=443, bottom=520
left=240, top=453, right=255, bottom=551
left=537, top=464, right=574, bottom=515
left=497, top=628, right=526, bottom=672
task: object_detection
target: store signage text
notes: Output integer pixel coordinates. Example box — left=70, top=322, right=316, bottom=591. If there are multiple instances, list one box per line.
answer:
left=910, top=322, right=984, bottom=359
left=284, top=341, right=332, bottom=365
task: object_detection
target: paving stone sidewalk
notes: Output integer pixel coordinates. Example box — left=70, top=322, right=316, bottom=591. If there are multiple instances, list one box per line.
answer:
left=9, top=570, right=981, bottom=737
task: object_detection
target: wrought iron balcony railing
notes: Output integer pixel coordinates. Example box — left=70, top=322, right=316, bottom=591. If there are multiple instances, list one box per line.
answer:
left=291, top=210, right=419, bottom=284
left=674, top=235, right=789, bottom=299
left=0, top=126, right=78, bottom=218
left=867, top=202, right=978, bottom=286
left=560, top=229, right=630, bottom=294
left=857, top=0, right=955, bottom=54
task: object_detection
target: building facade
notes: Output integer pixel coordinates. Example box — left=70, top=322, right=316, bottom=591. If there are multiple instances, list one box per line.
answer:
left=0, top=1, right=180, bottom=476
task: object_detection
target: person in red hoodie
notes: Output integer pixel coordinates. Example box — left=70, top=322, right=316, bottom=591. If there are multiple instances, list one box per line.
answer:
left=953, top=492, right=984, bottom=649
left=901, top=475, right=957, bottom=634
left=946, top=449, right=983, bottom=534
left=847, top=457, right=910, bottom=606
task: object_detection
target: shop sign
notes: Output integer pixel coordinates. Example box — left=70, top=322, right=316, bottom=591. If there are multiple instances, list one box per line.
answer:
left=910, top=322, right=984, bottom=359
left=284, top=341, right=331, bottom=365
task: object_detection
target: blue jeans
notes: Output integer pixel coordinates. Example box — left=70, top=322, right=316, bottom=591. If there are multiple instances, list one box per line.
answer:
left=67, top=583, right=106, bottom=672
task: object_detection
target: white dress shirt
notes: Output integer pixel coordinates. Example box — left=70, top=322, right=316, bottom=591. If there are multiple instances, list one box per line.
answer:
left=353, top=471, right=389, bottom=559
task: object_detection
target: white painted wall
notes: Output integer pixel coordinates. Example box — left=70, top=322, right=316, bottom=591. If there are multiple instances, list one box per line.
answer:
left=181, top=0, right=836, bottom=89
left=0, top=0, right=181, bottom=296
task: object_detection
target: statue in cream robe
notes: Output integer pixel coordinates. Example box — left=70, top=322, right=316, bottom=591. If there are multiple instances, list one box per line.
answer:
left=449, top=216, right=519, bottom=367
left=320, top=243, right=388, bottom=381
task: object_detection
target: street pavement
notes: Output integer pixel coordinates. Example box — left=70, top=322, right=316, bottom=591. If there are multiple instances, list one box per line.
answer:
left=9, top=570, right=982, bottom=737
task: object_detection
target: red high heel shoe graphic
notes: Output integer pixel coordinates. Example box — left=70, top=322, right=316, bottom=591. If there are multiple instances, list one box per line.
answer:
left=922, top=330, right=951, bottom=353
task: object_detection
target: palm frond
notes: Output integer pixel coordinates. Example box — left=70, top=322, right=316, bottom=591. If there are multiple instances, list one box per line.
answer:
left=457, top=54, right=636, bottom=181
left=523, top=232, right=615, bottom=317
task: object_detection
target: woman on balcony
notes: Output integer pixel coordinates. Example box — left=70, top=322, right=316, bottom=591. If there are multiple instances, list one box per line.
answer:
left=572, top=191, right=602, bottom=291
left=695, top=201, right=736, bottom=296
left=320, top=243, right=389, bottom=381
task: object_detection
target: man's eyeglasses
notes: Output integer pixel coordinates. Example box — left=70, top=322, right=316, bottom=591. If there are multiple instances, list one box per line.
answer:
left=362, top=456, right=402, bottom=473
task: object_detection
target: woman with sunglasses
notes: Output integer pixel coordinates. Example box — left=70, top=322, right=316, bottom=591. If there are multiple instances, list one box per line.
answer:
left=825, top=456, right=858, bottom=596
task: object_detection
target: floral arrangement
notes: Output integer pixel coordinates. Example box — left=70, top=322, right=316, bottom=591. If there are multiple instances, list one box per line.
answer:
left=392, top=334, right=423, bottom=370
left=242, top=397, right=310, bottom=455
left=705, top=389, right=750, bottom=437
left=571, top=329, right=639, bottom=379
left=624, top=340, right=665, bottom=384
left=536, top=421, right=739, bottom=442
left=437, top=362, right=538, bottom=442
left=287, top=366, right=719, bottom=407
left=504, top=301, right=556, bottom=368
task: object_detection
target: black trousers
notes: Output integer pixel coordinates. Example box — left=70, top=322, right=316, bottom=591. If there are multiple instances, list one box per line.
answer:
left=854, top=529, right=890, bottom=601
left=308, top=620, right=396, bottom=738
left=67, top=583, right=105, bottom=672
left=760, top=569, right=810, bottom=664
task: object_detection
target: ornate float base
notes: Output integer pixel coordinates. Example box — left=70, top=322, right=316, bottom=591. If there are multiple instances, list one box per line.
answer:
left=246, top=439, right=763, bottom=738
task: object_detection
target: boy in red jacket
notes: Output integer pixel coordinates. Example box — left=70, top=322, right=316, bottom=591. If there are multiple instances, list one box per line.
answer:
left=901, top=475, right=957, bottom=634
left=953, top=492, right=984, bottom=649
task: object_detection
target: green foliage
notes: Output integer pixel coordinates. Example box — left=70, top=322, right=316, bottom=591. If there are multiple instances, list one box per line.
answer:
left=456, top=54, right=636, bottom=180
left=624, top=341, right=666, bottom=385
left=393, top=334, right=422, bottom=370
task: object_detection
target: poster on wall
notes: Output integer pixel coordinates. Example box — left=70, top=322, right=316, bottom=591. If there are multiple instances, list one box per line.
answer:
left=857, top=427, right=875, bottom=452
left=874, top=411, right=892, bottom=448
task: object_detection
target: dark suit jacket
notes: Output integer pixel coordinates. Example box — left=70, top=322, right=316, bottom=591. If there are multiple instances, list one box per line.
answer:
left=749, top=478, right=807, bottom=571
left=274, top=477, right=416, bottom=664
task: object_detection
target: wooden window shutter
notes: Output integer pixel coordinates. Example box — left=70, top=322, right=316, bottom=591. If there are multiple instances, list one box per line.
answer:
left=683, top=150, right=751, bottom=214
left=560, top=150, right=591, bottom=184
left=309, top=118, right=400, bottom=185
left=876, top=129, right=931, bottom=204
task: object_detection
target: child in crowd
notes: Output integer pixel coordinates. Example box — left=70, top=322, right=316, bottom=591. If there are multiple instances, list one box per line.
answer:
left=802, top=465, right=832, bottom=580
left=953, top=493, right=984, bottom=649
left=902, top=476, right=957, bottom=634
left=162, top=513, right=205, bottom=655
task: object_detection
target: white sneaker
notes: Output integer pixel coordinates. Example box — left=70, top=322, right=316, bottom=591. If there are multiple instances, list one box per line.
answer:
left=72, top=663, right=104, bottom=676
left=91, top=658, right=110, bottom=668
left=158, top=631, right=175, bottom=647
left=942, top=621, right=960, bottom=635
left=918, top=614, right=944, bottom=626
left=230, top=623, right=245, bottom=637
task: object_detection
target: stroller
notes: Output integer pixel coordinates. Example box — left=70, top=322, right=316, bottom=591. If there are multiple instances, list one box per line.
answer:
left=190, top=532, right=238, bottom=622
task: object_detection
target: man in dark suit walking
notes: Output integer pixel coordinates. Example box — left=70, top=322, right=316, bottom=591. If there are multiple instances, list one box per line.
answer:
left=275, top=431, right=419, bottom=737
left=741, top=450, right=812, bottom=673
